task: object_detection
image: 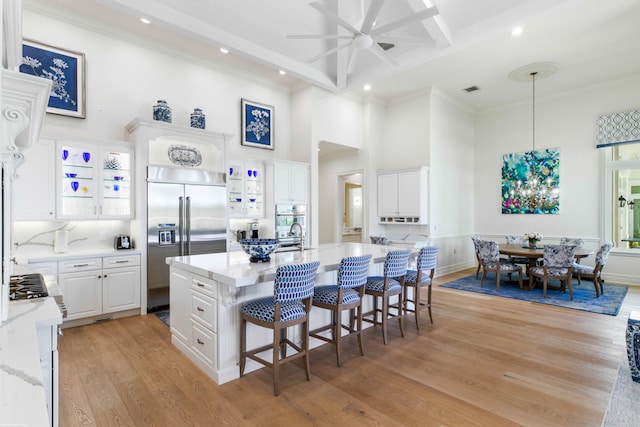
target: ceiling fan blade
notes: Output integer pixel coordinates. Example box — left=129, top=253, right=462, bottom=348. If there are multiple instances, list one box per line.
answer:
left=370, top=6, right=439, bottom=36
left=346, top=46, right=359, bottom=74
left=369, top=43, right=398, bottom=67
left=305, top=40, right=353, bottom=64
left=360, top=0, right=385, bottom=34
left=309, top=1, right=360, bottom=35
left=287, top=34, right=354, bottom=40
left=374, top=34, right=435, bottom=45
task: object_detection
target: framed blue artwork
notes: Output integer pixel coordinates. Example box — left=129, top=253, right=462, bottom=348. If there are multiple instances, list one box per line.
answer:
left=20, top=39, right=86, bottom=118
left=241, top=98, right=274, bottom=150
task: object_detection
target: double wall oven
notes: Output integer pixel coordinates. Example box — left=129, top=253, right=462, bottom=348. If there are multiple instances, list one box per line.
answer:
left=275, top=204, right=307, bottom=248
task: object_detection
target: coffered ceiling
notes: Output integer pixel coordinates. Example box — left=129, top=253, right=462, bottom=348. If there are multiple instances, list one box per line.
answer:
left=23, top=0, right=640, bottom=111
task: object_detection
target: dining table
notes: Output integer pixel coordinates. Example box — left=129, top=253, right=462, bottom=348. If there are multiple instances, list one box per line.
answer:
left=498, top=243, right=594, bottom=270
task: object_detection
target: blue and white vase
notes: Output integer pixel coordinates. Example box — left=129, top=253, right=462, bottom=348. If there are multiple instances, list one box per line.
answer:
left=190, top=108, right=206, bottom=129
left=153, top=100, right=172, bottom=123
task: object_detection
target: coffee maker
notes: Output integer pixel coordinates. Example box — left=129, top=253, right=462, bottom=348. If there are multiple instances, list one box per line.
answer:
left=248, top=221, right=259, bottom=239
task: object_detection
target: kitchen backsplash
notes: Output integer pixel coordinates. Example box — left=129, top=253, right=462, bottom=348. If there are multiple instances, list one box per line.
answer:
left=13, top=221, right=132, bottom=261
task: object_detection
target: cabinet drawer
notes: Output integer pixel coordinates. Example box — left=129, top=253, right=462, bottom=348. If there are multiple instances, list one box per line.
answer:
left=103, top=254, right=141, bottom=268
left=58, top=258, right=102, bottom=273
left=191, top=320, right=216, bottom=366
left=191, top=276, right=217, bottom=299
left=191, top=291, right=216, bottom=332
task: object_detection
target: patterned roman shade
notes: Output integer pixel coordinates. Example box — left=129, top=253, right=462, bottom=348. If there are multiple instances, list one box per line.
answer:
left=596, top=108, right=640, bottom=148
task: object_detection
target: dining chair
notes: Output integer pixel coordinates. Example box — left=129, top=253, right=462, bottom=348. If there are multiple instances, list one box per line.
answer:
left=504, top=235, right=530, bottom=267
left=560, top=237, right=585, bottom=247
left=402, top=246, right=439, bottom=329
left=239, top=261, right=320, bottom=396
left=528, top=244, right=577, bottom=299
left=572, top=242, right=613, bottom=297
left=363, top=249, right=411, bottom=345
left=309, top=254, right=372, bottom=367
left=471, top=235, right=483, bottom=279
left=476, top=240, right=523, bottom=290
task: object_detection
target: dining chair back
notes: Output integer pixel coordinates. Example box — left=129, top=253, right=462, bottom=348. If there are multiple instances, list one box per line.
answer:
left=239, top=261, right=320, bottom=396
left=471, top=235, right=483, bottom=279
left=402, top=246, right=439, bottom=328
left=572, top=242, right=613, bottom=297
left=528, top=244, right=577, bottom=299
left=560, top=237, right=585, bottom=247
left=310, top=254, right=372, bottom=366
left=363, top=249, right=410, bottom=344
left=476, top=240, right=523, bottom=290
left=504, top=235, right=530, bottom=266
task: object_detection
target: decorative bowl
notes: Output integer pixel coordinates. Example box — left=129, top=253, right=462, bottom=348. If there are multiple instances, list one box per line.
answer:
left=240, top=238, right=279, bottom=262
left=65, top=173, right=77, bottom=178
left=113, top=176, right=124, bottom=180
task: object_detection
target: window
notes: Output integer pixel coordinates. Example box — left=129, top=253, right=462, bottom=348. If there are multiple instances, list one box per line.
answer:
left=609, top=142, right=640, bottom=248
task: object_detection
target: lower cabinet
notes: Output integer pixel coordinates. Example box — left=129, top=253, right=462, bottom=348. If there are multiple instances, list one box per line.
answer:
left=51, top=254, right=141, bottom=325
left=36, top=323, right=59, bottom=427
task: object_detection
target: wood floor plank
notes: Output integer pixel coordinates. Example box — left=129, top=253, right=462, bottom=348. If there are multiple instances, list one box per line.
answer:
left=58, top=268, right=637, bottom=426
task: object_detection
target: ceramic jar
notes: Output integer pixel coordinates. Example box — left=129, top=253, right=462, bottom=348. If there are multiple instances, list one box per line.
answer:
left=190, top=108, right=206, bottom=129
left=153, top=100, right=172, bottom=123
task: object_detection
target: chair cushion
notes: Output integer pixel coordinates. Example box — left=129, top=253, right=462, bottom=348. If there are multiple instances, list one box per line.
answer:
left=572, top=264, right=594, bottom=275
left=530, top=266, right=570, bottom=277
left=404, top=270, right=431, bottom=285
left=365, top=276, right=402, bottom=293
left=241, top=296, right=306, bottom=322
left=484, top=262, right=521, bottom=272
left=313, top=285, right=360, bottom=305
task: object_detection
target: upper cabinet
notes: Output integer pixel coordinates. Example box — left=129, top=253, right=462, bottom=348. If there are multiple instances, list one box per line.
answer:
left=377, top=166, right=428, bottom=224
left=227, top=161, right=264, bottom=218
left=12, top=138, right=56, bottom=220
left=57, top=141, right=134, bottom=219
left=273, top=161, right=309, bottom=205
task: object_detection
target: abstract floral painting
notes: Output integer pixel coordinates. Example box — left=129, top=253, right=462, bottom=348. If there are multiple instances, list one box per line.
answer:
left=501, top=148, right=560, bottom=214
left=19, top=39, right=85, bottom=118
left=241, top=98, right=274, bottom=150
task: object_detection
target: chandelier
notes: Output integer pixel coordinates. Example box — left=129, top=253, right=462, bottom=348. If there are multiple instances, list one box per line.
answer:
left=504, top=63, right=560, bottom=214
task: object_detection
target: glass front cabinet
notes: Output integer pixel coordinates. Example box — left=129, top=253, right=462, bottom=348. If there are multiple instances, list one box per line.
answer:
left=57, top=141, right=134, bottom=219
left=227, top=161, right=264, bottom=218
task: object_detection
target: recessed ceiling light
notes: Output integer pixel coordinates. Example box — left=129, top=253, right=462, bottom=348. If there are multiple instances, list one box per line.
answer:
left=220, top=47, right=229, bottom=54
left=279, top=70, right=286, bottom=75
left=511, top=26, right=523, bottom=36
left=363, top=84, right=371, bottom=91
left=140, top=18, right=150, bottom=24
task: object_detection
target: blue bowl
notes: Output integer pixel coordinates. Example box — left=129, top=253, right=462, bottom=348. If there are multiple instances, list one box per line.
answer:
left=65, top=173, right=77, bottom=178
left=240, top=238, right=279, bottom=262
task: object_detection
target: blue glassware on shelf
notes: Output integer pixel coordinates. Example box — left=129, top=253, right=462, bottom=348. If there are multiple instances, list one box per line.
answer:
left=253, top=170, right=258, bottom=178
left=62, top=149, right=69, bottom=161
left=71, top=181, right=79, bottom=192
left=190, top=108, right=206, bottom=129
left=248, top=169, right=252, bottom=178
left=153, top=100, right=172, bottom=123
left=229, top=167, right=233, bottom=177
left=113, top=184, right=120, bottom=192
left=82, top=152, right=91, bottom=163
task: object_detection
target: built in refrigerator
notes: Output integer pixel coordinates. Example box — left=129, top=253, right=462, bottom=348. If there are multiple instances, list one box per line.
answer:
left=147, top=166, right=226, bottom=310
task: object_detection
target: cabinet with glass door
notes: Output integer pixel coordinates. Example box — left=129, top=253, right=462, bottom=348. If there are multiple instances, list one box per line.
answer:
left=57, top=141, right=134, bottom=219
left=227, top=161, right=264, bottom=218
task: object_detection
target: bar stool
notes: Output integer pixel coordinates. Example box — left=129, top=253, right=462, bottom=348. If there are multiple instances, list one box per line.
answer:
left=363, top=249, right=411, bottom=345
left=310, top=254, right=372, bottom=367
left=239, top=261, right=320, bottom=396
left=402, top=246, right=439, bottom=328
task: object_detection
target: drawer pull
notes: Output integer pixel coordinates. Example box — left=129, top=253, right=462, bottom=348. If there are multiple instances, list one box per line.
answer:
left=196, top=282, right=205, bottom=287
left=73, top=263, right=90, bottom=268
left=197, top=306, right=204, bottom=312
left=197, top=339, right=204, bottom=345
left=115, top=260, right=129, bottom=264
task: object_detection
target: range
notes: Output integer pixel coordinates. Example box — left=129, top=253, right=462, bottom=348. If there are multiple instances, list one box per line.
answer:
left=9, top=273, right=67, bottom=318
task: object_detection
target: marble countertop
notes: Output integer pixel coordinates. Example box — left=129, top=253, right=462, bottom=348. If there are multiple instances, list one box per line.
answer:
left=0, top=296, right=62, bottom=426
left=16, top=248, right=141, bottom=264
left=167, top=242, right=416, bottom=287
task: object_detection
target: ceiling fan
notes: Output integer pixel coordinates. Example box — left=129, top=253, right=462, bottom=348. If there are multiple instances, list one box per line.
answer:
left=287, top=0, right=440, bottom=72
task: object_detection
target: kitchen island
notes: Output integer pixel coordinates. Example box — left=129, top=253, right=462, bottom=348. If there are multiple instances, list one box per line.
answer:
left=166, top=242, right=415, bottom=385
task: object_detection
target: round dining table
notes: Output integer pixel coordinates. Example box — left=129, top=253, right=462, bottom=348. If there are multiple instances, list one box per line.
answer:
left=498, top=243, right=593, bottom=269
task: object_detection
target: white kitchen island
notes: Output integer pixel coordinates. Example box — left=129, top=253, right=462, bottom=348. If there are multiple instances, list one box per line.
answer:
left=166, top=242, right=415, bottom=385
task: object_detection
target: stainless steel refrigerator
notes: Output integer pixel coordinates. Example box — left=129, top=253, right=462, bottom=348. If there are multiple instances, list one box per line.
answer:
left=147, top=166, right=226, bottom=310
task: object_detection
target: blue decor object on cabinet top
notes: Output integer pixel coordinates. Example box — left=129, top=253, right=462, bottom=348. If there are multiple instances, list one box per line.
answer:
left=153, top=99, right=172, bottom=123
left=190, top=108, right=206, bottom=129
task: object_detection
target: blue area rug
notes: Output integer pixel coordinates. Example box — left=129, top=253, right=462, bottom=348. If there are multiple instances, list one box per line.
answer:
left=441, top=274, right=628, bottom=316
left=153, top=309, right=170, bottom=327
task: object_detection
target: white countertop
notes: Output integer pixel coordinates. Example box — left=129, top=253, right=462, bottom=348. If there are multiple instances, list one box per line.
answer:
left=0, top=297, right=62, bottom=426
left=17, top=248, right=141, bottom=264
left=166, top=242, right=416, bottom=287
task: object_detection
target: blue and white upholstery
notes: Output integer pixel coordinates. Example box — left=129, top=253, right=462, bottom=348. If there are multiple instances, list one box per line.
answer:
left=476, top=240, right=523, bottom=290
left=471, top=235, right=483, bottom=279
left=560, top=237, right=585, bottom=247
left=239, top=261, right=320, bottom=396
left=572, top=242, right=613, bottom=297
left=505, top=235, right=530, bottom=266
left=310, top=254, right=372, bottom=366
left=363, top=249, right=411, bottom=345
left=403, top=246, right=439, bottom=328
left=529, top=244, right=577, bottom=299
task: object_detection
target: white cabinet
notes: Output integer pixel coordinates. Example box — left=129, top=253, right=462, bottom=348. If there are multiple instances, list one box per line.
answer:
left=12, top=138, right=56, bottom=220
left=36, top=323, right=59, bottom=427
left=273, top=161, right=308, bottom=204
left=169, top=267, right=191, bottom=343
left=377, top=166, right=428, bottom=224
left=56, top=140, right=134, bottom=219
left=57, top=254, right=140, bottom=323
left=227, top=161, right=264, bottom=218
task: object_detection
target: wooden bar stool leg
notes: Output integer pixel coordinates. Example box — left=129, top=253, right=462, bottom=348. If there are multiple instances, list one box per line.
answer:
left=240, top=317, right=247, bottom=376
left=335, top=309, right=343, bottom=367
left=273, top=326, right=281, bottom=396
left=381, top=295, right=389, bottom=345
left=414, top=285, right=421, bottom=330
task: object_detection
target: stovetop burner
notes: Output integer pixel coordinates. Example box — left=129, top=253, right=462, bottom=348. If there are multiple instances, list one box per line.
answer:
left=9, top=273, right=48, bottom=300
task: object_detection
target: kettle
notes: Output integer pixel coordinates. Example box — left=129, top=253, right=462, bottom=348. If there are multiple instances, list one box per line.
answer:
left=114, top=235, right=132, bottom=250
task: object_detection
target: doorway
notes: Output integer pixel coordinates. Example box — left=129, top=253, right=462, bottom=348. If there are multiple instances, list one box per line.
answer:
left=340, top=173, right=363, bottom=243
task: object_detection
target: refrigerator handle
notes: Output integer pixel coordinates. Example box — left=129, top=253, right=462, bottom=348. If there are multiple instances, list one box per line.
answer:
left=185, top=196, right=191, bottom=255
left=178, top=196, right=185, bottom=256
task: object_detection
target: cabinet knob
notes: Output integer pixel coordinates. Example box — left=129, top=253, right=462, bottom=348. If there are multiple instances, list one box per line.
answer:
left=197, top=339, right=204, bottom=345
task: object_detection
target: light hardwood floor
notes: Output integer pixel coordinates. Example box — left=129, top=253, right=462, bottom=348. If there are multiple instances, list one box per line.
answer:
left=58, top=268, right=639, bottom=426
